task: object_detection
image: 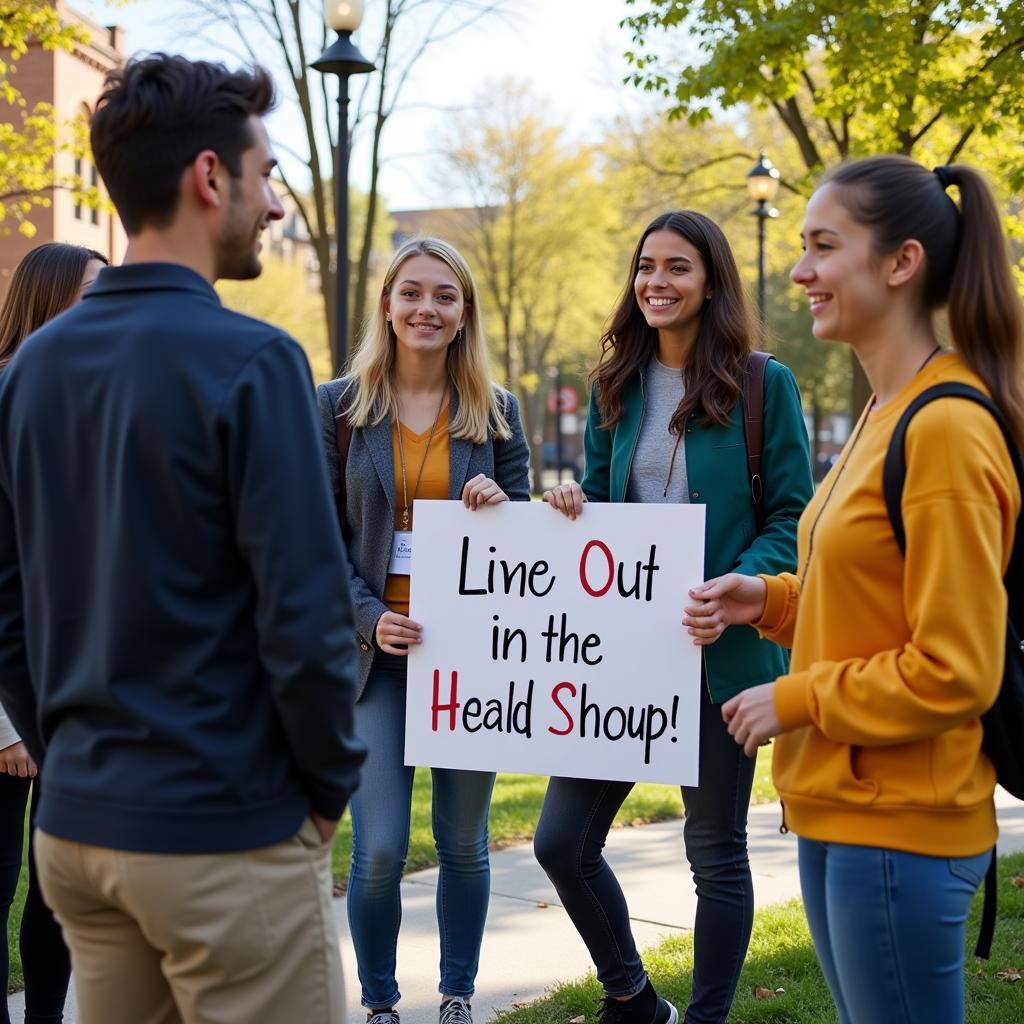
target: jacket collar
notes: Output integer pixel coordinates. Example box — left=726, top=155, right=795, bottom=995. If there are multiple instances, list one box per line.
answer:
left=86, top=263, right=221, bottom=302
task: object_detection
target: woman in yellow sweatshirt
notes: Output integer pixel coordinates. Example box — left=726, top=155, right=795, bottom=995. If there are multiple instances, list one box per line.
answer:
left=684, top=156, right=1023, bottom=1024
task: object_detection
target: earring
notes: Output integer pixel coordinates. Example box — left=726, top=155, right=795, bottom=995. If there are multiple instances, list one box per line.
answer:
left=456, top=328, right=463, bottom=343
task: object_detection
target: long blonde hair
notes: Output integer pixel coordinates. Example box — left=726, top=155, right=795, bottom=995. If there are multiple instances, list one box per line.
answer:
left=343, top=237, right=511, bottom=443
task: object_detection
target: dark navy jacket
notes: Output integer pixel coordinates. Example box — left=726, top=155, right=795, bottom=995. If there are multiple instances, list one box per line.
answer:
left=0, top=263, right=365, bottom=854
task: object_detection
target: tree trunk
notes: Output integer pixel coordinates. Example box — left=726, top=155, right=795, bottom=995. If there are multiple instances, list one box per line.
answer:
left=351, top=8, right=394, bottom=348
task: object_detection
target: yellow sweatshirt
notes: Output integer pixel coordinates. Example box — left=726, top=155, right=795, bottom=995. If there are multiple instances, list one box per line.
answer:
left=758, top=353, right=1020, bottom=857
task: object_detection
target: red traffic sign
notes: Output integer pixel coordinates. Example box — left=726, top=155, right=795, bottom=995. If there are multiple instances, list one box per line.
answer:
left=547, top=385, right=579, bottom=415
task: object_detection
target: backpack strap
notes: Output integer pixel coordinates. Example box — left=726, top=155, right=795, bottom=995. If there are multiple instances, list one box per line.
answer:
left=742, top=351, right=774, bottom=533
left=333, top=403, right=353, bottom=545
left=975, top=847, right=998, bottom=959
left=882, top=383, right=1023, bottom=556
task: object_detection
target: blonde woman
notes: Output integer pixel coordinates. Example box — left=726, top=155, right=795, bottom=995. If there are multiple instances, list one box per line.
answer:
left=317, top=237, right=530, bottom=1024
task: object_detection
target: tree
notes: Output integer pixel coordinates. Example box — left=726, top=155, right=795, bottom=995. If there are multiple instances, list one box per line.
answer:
left=436, top=81, right=620, bottom=489
left=178, top=0, right=512, bottom=373
left=0, top=1, right=98, bottom=235
left=622, top=1, right=1024, bottom=409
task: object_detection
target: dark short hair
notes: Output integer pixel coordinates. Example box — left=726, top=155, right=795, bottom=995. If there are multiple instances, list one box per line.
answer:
left=0, top=243, right=108, bottom=370
left=90, top=54, right=275, bottom=235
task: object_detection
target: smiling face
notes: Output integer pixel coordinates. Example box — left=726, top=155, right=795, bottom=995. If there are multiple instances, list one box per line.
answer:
left=385, top=253, right=466, bottom=359
left=633, top=229, right=710, bottom=341
left=216, top=117, right=284, bottom=281
left=791, top=183, right=895, bottom=344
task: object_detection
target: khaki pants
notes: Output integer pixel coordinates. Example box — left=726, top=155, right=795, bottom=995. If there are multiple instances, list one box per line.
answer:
left=35, top=820, right=345, bottom=1024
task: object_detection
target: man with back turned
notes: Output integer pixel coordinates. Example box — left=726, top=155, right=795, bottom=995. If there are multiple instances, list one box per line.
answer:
left=0, top=54, right=364, bottom=1024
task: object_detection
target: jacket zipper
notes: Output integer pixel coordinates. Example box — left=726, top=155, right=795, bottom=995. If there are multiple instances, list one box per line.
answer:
left=779, top=799, right=789, bottom=834
left=622, top=371, right=646, bottom=501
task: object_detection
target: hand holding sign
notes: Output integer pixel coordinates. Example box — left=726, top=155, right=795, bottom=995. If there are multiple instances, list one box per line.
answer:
left=406, top=501, right=706, bottom=785
left=542, top=480, right=586, bottom=520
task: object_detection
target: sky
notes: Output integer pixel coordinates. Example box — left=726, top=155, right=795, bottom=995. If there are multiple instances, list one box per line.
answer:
left=78, top=0, right=655, bottom=211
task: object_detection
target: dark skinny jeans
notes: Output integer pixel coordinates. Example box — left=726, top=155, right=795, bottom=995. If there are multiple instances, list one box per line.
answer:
left=534, top=682, right=756, bottom=1024
left=0, top=775, right=72, bottom=1024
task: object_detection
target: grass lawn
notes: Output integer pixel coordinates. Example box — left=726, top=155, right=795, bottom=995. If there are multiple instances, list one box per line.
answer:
left=490, top=853, right=1024, bottom=1024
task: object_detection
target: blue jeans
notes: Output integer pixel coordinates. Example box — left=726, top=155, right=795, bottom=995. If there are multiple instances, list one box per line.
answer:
left=347, top=652, right=495, bottom=1010
left=798, top=838, right=992, bottom=1024
left=534, top=682, right=755, bottom=1024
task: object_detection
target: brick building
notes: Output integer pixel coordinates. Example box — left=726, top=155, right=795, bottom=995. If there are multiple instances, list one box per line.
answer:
left=0, top=2, right=125, bottom=300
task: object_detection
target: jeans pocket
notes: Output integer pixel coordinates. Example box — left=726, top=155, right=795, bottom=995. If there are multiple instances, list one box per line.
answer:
left=947, top=849, right=992, bottom=889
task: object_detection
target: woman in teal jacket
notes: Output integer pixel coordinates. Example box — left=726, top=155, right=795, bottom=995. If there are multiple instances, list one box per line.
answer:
left=535, top=210, right=812, bottom=1024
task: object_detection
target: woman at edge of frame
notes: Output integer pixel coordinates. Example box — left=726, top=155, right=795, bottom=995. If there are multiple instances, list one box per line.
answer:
left=316, top=236, right=531, bottom=1024
left=0, top=241, right=108, bottom=1024
left=537, top=209, right=813, bottom=1024
left=693, top=156, right=1024, bottom=1023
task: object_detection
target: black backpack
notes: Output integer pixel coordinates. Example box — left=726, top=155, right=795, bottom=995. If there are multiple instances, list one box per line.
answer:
left=883, top=382, right=1024, bottom=959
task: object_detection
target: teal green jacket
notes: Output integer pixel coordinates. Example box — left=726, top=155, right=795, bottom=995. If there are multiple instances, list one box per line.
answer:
left=581, top=360, right=813, bottom=702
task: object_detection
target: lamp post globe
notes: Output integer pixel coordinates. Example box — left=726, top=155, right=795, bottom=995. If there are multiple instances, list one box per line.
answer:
left=312, top=0, right=375, bottom=373
left=746, top=149, right=780, bottom=323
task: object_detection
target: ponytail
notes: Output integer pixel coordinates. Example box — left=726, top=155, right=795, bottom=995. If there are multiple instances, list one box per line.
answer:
left=826, top=155, right=1024, bottom=449
left=943, top=164, right=1024, bottom=449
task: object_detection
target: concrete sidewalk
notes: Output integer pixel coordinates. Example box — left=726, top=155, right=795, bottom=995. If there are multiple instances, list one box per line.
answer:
left=10, top=790, right=1024, bottom=1024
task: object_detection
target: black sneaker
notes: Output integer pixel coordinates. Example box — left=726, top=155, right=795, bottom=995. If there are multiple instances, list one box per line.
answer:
left=439, top=997, right=473, bottom=1024
left=367, top=1011, right=400, bottom=1024
left=596, top=980, right=678, bottom=1024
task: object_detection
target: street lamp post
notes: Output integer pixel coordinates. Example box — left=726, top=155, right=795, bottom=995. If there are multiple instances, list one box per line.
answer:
left=745, top=150, right=780, bottom=324
left=312, top=1, right=375, bottom=373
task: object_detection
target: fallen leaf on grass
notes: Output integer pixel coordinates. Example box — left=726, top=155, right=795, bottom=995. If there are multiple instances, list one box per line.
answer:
left=996, top=968, right=1021, bottom=982
left=568, top=1015, right=586, bottom=1023
left=753, top=986, right=776, bottom=1000
left=1011, top=876, right=1024, bottom=888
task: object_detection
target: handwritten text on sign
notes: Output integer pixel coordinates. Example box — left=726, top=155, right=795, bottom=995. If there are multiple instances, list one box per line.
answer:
left=405, top=502, right=706, bottom=785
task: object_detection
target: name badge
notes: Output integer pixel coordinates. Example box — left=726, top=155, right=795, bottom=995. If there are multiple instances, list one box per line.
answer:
left=388, top=530, right=413, bottom=575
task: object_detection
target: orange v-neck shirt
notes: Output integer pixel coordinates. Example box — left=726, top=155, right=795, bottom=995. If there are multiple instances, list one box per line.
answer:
left=382, top=409, right=450, bottom=616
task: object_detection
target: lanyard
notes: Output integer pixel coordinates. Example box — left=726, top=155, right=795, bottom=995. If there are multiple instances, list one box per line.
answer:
left=396, top=389, right=447, bottom=530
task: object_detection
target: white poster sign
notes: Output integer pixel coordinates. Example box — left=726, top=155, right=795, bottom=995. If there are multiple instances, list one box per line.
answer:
left=405, top=501, right=706, bottom=785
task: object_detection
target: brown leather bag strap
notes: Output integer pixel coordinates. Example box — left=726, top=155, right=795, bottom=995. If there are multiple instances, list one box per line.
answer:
left=334, top=404, right=352, bottom=544
left=742, top=351, right=774, bottom=534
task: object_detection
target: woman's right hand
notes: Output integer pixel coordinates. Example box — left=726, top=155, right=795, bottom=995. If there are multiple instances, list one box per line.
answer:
left=375, top=611, right=423, bottom=655
left=683, top=573, right=768, bottom=643
left=0, top=741, right=37, bottom=778
left=542, top=481, right=586, bottom=520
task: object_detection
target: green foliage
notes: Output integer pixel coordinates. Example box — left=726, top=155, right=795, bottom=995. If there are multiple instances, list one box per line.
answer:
left=0, top=1, right=99, bottom=234
left=623, top=3, right=1024, bottom=178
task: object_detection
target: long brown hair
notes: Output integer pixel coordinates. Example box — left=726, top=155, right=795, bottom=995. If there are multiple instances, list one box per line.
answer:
left=592, top=210, right=759, bottom=433
left=0, top=243, right=108, bottom=371
left=826, top=155, right=1024, bottom=448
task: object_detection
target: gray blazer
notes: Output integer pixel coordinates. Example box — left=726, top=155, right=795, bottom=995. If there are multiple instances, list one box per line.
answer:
left=317, top=379, right=531, bottom=698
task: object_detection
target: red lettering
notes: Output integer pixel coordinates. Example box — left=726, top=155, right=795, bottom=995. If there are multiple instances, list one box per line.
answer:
left=547, top=681, right=577, bottom=736
left=579, top=539, right=614, bottom=597
left=432, top=669, right=460, bottom=732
